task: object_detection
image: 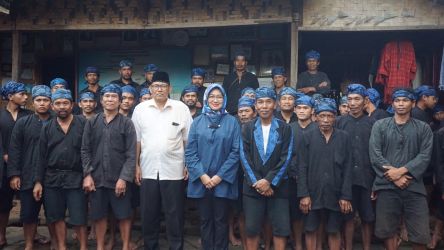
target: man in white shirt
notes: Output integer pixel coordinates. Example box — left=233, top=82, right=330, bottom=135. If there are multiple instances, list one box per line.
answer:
left=132, top=71, right=192, bottom=250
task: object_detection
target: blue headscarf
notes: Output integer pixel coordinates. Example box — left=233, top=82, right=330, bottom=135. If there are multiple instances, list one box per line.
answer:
left=241, top=87, right=256, bottom=97
left=50, top=78, right=68, bottom=89
left=31, top=85, right=51, bottom=100
left=340, top=95, right=348, bottom=105
left=238, top=96, right=255, bottom=109
left=271, top=67, right=286, bottom=78
left=85, top=66, right=100, bottom=76
left=203, top=84, right=227, bottom=127
left=255, top=87, right=277, bottom=100
left=279, top=87, right=303, bottom=100
left=433, top=105, right=444, bottom=114
left=392, top=89, right=415, bottom=101
left=119, top=60, right=133, bottom=68
left=144, top=64, right=159, bottom=73
left=386, top=105, right=395, bottom=115
left=140, top=88, right=151, bottom=97
left=367, top=88, right=381, bottom=107
left=295, top=95, right=315, bottom=107
left=181, top=84, right=199, bottom=97
left=121, top=85, right=138, bottom=99
left=79, top=92, right=95, bottom=101
left=101, top=84, right=122, bottom=98
left=315, top=98, right=337, bottom=114
left=414, top=85, right=437, bottom=100
left=346, top=83, right=368, bottom=97
left=312, top=93, right=323, bottom=105
left=52, top=89, right=72, bottom=102
left=191, top=68, right=206, bottom=78
left=305, top=50, right=321, bottom=61
left=1, top=81, right=26, bottom=99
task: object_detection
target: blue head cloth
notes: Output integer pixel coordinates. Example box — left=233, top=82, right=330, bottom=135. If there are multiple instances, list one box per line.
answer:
left=305, top=50, right=321, bottom=61
left=121, top=85, right=138, bottom=99
left=191, top=67, right=206, bottom=78
left=31, top=85, right=51, bottom=100
left=295, top=95, right=315, bottom=108
left=144, top=64, right=159, bottom=73
left=386, top=105, right=395, bottom=115
left=392, top=89, right=415, bottom=101
left=238, top=96, right=255, bottom=109
left=1, top=81, right=26, bottom=99
left=119, top=60, right=133, bottom=68
left=346, top=83, right=368, bottom=97
left=79, top=92, right=95, bottom=101
left=101, top=84, right=122, bottom=98
left=140, top=88, right=151, bottom=97
left=279, top=87, right=300, bottom=100
left=340, top=95, right=348, bottom=105
left=52, top=89, right=72, bottom=102
left=312, top=93, right=323, bottom=104
left=255, top=87, right=277, bottom=100
left=271, top=67, right=286, bottom=78
left=181, top=84, right=199, bottom=97
left=241, top=87, right=255, bottom=97
left=367, top=88, right=381, bottom=107
left=414, top=85, right=437, bottom=100
left=433, top=105, right=444, bottom=114
left=50, top=78, right=68, bottom=89
left=85, top=66, right=100, bottom=76
left=315, top=98, right=337, bottom=114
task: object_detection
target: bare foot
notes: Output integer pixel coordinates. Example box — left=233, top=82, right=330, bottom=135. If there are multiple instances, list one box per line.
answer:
left=428, top=234, right=441, bottom=249
left=72, top=232, right=78, bottom=240
left=105, top=239, right=115, bottom=250
left=34, top=233, right=51, bottom=245
left=229, top=234, right=242, bottom=246
left=130, top=237, right=144, bottom=250
left=88, top=230, right=96, bottom=240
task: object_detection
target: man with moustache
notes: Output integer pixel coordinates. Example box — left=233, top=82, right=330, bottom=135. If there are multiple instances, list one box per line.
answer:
left=78, top=92, right=97, bottom=120
left=110, top=60, right=140, bottom=92
left=34, top=89, right=88, bottom=250
left=370, top=88, right=433, bottom=250
left=181, top=85, right=201, bottom=119
left=240, top=87, right=293, bottom=250
left=190, top=68, right=207, bottom=107
left=82, top=84, right=136, bottom=250
left=0, top=81, right=32, bottom=248
left=223, top=52, right=259, bottom=115
left=8, top=85, right=53, bottom=250
left=79, top=66, right=103, bottom=112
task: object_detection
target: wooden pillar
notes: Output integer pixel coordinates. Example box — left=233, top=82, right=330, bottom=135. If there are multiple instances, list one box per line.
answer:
left=290, top=22, right=298, bottom=88
left=11, top=31, right=22, bottom=81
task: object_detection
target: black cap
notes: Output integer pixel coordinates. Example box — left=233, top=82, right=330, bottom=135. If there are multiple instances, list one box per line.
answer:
left=152, top=71, right=170, bottom=84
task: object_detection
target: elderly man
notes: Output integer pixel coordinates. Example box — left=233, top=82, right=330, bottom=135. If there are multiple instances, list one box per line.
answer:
left=370, top=88, right=433, bottom=250
left=0, top=81, right=32, bottom=247
left=78, top=92, right=97, bottom=119
left=132, top=71, right=192, bottom=250
left=240, top=87, right=293, bottom=250
left=298, top=98, right=353, bottom=250
left=110, top=60, right=140, bottom=92
left=82, top=84, right=136, bottom=250
left=297, top=50, right=331, bottom=96
left=79, top=66, right=103, bottom=112
left=181, top=84, right=201, bottom=119
left=34, top=89, right=88, bottom=250
left=223, top=52, right=259, bottom=115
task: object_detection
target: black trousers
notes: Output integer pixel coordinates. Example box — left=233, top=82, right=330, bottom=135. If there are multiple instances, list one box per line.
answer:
left=197, top=193, right=230, bottom=250
left=141, top=178, right=185, bottom=250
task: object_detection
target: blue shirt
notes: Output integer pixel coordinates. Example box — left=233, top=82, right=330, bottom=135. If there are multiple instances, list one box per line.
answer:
left=185, top=114, right=241, bottom=200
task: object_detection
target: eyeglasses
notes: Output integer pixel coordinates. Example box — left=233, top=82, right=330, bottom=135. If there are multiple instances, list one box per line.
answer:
left=150, top=84, right=169, bottom=90
left=208, top=95, right=224, bottom=101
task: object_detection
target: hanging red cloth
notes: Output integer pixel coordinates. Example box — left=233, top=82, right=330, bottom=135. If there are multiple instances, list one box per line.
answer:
left=376, top=40, right=416, bottom=104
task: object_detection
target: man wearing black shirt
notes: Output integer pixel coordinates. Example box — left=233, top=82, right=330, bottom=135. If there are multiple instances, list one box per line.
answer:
left=274, top=87, right=299, bottom=124
left=366, top=88, right=389, bottom=121
left=296, top=50, right=331, bottom=96
left=78, top=92, right=97, bottom=120
left=336, top=84, right=375, bottom=250
left=298, top=98, right=353, bottom=250
left=79, top=66, right=103, bottom=112
left=140, top=63, right=159, bottom=88
left=412, top=85, right=437, bottom=127
left=0, top=81, right=31, bottom=247
left=109, top=60, right=140, bottom=93
left=8, top=85, right=53, bottom=250
left=34, top=89, right=88, bottom=250
left=223, top=53, right=259, bottom=115
left=181, top=85, right=201, bottom=119
left=82, top=84, right=136, bottom=250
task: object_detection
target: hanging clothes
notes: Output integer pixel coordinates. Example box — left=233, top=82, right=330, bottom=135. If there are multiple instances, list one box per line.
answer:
left=439, top=45, right=444, bottom=91
left=376, top=41, right=417, bottom=104
left=413, top=59, right=422, bottom=89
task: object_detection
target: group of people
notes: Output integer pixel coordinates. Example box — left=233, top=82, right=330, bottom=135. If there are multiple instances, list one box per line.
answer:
left=0, top=49, right=442, bottom=250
